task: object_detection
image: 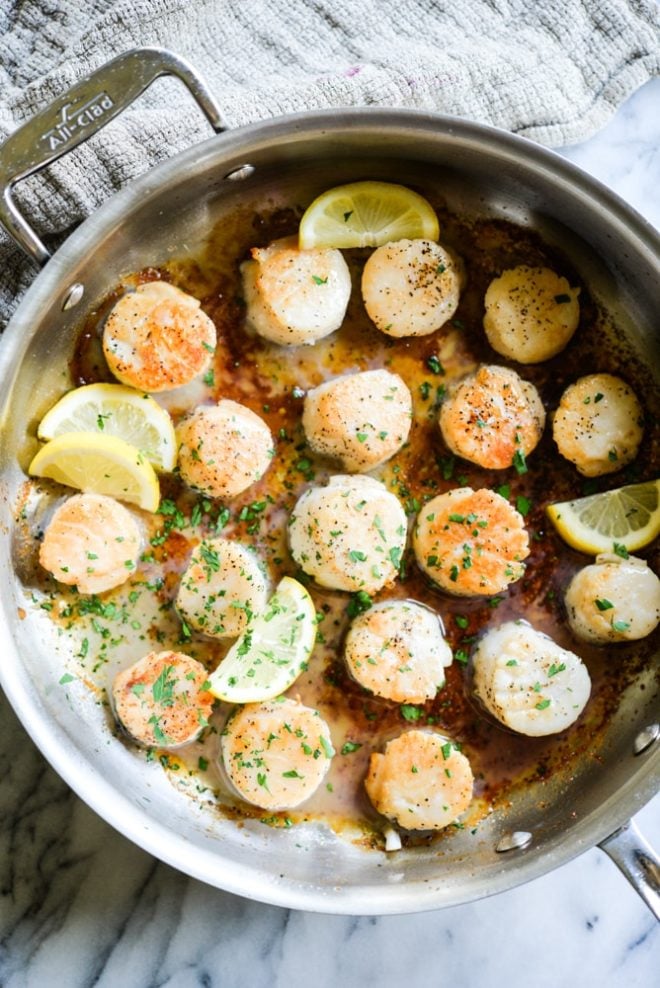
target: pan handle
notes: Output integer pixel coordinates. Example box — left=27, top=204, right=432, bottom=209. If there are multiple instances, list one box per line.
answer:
left=598, top=819, right=660, bottom=920
left=0, top=47, right=226, bottom=267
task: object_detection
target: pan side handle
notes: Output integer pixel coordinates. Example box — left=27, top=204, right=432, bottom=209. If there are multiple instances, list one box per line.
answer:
left=598, top=819, right=660, bottom=921
left=0, top=48, right=226, bottom=266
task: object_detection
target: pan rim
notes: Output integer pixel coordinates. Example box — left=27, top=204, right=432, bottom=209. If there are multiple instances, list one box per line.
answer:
left=1, top=106, right=658, bottom=913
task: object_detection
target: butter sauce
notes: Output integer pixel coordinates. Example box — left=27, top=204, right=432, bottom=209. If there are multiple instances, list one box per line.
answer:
left=25, top=194, right=660, bottom=848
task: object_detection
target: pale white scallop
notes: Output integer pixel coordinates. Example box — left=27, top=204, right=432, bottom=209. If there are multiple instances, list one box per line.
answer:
left=483, top=266, right=580, bottom=364
left=112, top=650, right=214, bottom=749
left=565, top=554, right=660, bottom=644
left=220, top=698, right=334, bottom=810
left=288, top=474, right=407, bottom=593
left=412, top=487, right=530, bottom=596
left=552, top=373, right=644, bottom=477
left=344, top=600, right=452, bottom=703
left=176, top=538, right=269, bottom=639
left=472, top=621, right=591, bottom=737
left=102, top=281, right=216, bottom=392
left=365, top=730, right=474, bottom=830
left=177, top=399, right=274, bottom=498
left=240, top=235, right=351, bottom=346
left=439, top=364, right=545, bottom=470
left=39, top=493, right=141, bottom=594
left=361, top=239, right=460, bottom=337
left=302, top=369, right=413, bottom=472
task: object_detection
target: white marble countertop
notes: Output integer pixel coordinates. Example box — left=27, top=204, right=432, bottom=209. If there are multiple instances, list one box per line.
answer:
left=1, top=77, right=659, bottom=988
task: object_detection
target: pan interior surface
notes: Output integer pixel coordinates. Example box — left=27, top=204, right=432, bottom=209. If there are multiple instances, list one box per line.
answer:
left=0, top=111, right=658, bottom=912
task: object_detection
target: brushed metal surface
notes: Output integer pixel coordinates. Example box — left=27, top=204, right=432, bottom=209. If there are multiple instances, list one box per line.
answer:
left=0, top=108, right=658, bottom=913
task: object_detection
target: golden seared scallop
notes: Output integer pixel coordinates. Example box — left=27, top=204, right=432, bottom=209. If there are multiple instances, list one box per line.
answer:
left=240, top=235, right=351, bottom=346
left=39, top=493, right=141, bottom=594
left=302, top=369, right=413, bottom=472
left=565, top=554, right=660, bottom=644
left=220, top=698, right=334, bottom=810
left=288, top=474, right=407, bottom=594
left=439, top=365, right=545, bottom=470
left=471, top=621, right=591, bottom=736
left=413, top=488, right=529, bottom=596
left=344, top=600, right=452, bottom=703
left=365, top=731, right=474, bottom=830
left=102, top=281, right=216, bottom=392
left=552, top=373, right=644, bottom=477
left=483, top=266, right=580, bottom=363
left=175, top=538, right=269, bottom=639
left=112, top=650, right=214, bottom=748
left=361, top=239, right=460, bottom=337
left=177, top=399, right=274, bottom=498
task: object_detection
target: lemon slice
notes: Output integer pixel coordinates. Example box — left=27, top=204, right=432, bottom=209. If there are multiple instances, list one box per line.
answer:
left=28, top=432, right=160, bottom=512
left=546, top=480, right=660, bottom=554
left=208, top=576, right=316, bottom=703
left=37, top=383, right=176, bottom=472
left=299, top=181, right=440, bottom=250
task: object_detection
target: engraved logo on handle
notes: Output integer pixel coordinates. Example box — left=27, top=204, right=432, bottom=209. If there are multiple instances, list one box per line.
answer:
left=41, top=92, right=115, bottom=151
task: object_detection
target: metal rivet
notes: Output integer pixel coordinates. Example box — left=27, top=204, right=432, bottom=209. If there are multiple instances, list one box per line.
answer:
left=62, top=284, right=84, bottom=310
left=495, top=830, right=533, bottom=853
left=223, top=164, right=255, bottom=182
left=633, top=723, right=659, bottom=755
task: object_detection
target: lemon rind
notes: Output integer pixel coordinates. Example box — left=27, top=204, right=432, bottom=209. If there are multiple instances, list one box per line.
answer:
left=299, top=181, right=439, bottom=251
left=546, top=480, right=660, bottom=554
left=37, top=382, right=176, bottom=472
left=208, top=578, right=316, bottom=703
left=28, top=432, right=160, bottom=513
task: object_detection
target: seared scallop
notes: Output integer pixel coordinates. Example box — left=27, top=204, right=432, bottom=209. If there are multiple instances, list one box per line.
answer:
left=552, top=373, right=644, bottom=476
left=302, top=369, right=413, bottom=472
left=413, top=488, right=529, bottom=596
left=240, top=236, right=351, bottom=346
left=176, top=538, right=269, bottom=639
left=102, top=281, right=216, bottom=392
left=483, top=266, right=580, bottom=363
left=565, top=554, right=660, bottom=644
left=344, top=600, right=452, bottom=703
left=288, top=474, right=408, bottom=594
left=472, top=621, right=591, bottom=736
left=361, top=239, right=460, bottom=337
left=365, top=730, right=474, bottom=830
left=39, top=493, right=141, bottom=594
left=439, top=364, right=545, bottom=469
left=220, top=697, right=334, bottom=810
left=112, top=650, right=214, bottom=748
left=177, top=399, right=274, bottom=498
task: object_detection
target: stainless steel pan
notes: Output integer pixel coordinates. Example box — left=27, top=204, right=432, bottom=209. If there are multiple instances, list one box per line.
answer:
left=0, top=48, right=658, bottom=915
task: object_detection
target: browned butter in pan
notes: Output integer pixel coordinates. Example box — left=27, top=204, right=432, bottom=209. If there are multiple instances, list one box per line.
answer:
left=28, top=193, right=660, bottom=848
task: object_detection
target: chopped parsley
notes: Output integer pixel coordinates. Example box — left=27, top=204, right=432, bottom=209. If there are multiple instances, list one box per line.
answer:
left=426, top=354, right=445, bottom=375
left=516, top=495, right=531, bottom=516
left=347, top=591, right=373, bottom=618
left=512, top=449, right=528, bottom=475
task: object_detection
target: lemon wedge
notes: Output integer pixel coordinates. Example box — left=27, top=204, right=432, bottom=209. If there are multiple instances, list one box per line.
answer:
left=28, top=432, right=160, bottom=512
left=546, top=480, right=660, bottom=554
left=37, top=383, right=176, bottom=472
left=299, top=180, right=440, bottom=250
left=208, top=576, right=317, bottom=703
